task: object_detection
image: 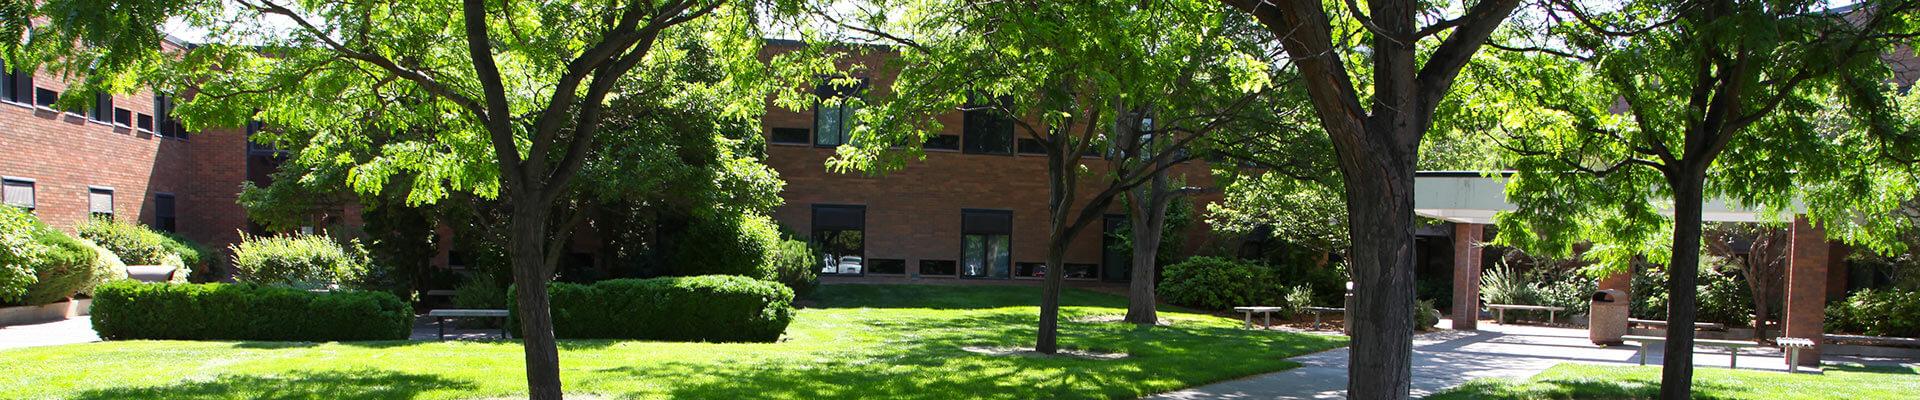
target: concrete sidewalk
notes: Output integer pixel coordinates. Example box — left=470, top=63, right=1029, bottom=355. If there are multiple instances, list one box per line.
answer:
left=1148, top=320, right=1859, bottom=399
left=0, top=317, right=100, bottom=350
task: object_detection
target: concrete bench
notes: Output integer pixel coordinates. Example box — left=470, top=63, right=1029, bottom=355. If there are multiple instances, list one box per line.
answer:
left=424, top=289, right=457, bottom=298
left=1233, top=306, right=1285, bottom=329
left=1629, top=318, right=1727, bottom=331
left=1486, top=304, right=1565, bottom=325
left=1625, top=335, right=1760, bottom=369
left=1301, top=306, right=1345, bottom=327
left=1778, top=337, right=1817, bottom=373
left=427, top=309, right=510, bottom=340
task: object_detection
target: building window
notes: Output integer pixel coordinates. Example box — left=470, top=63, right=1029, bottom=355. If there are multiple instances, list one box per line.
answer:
left=867, top=259, right=906, bottom=275
left=923, top=134, right=961, bottom=151
left=770, top=127, right=810, bottom=145
left=88, top=187, right=114, bottom=219
left=2, top=178, right=34, bottom=210
left=1015, top=262, right=1046, bottom=278
left=813, top=77, right=865, bottom=147
left=1, top=59, right=31, bottom=104
left=136, top=113, right=154, bottom=132
left=35, top=88, right=58, bottom=108
left=113, top=108, right=132, bottom=127
left=960, top=209, right=1012, bottom=279
left=1017, top=138, right=1048, bottom=155
left=919, top=259, right=957, bottom=276
left=962, top=97, right=1015, bottom=155
left=812, top=204, right=866, bottom=276
left=154, top=94, right=188, bottom=139
left=1063, top=263, right=1098, bottom=280
left=155, top=193, right=177, bottom=233
left=90, top=92, right=114, bottom=122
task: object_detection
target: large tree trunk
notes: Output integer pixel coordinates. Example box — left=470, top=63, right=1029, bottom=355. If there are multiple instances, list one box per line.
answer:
left=1659, top=170, right=1707, bottom=400
left=509, top=204, right=565, bottom=400
left=1038, top=236, right=1069, bottom=354
left=1339, top=147, right=1419, bottom=400
left=1123, top=169, right=1172, bottom=325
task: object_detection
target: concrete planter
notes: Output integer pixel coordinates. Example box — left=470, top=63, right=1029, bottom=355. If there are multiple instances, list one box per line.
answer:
left=0, top=298, right=90, bottom=326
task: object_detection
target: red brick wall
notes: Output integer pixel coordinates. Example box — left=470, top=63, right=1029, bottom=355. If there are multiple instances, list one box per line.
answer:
left=0, top=41, right=251, bottom=265
left=760, top=43, right=1223, bottom=279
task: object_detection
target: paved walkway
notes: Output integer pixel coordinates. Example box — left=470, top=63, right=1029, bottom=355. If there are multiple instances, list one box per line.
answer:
left=0, top=317, right=100, bottom=350
left=1148, top=319, right=1890, bottom=399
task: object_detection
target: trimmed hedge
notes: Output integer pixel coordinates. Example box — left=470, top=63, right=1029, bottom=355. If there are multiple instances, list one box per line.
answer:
left=90, top=281, right=412, bottom=341
left=17, top=229, right=102, bottom=306
left=514, top=275, right=794, bottom=342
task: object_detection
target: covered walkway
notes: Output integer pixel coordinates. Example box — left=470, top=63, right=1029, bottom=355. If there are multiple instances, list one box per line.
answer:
left=1415, top=172, right=1846, bottom=367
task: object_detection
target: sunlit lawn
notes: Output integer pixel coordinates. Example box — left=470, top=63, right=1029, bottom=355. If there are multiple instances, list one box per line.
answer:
left=0, top=284, right=1345, bottom=399
left=1430, top=363, right=1920, bottom=400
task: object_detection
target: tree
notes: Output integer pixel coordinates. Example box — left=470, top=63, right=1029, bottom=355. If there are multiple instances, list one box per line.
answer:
left=1219, top=0, right=1523, bottom=397
left=6, top=1, right=791, bottom=398
left=1704, top=223, right=1787, bottom=340
left=1479, top=1, right=1920, bottom=397
left=790, top=0, right=1274, bottom=352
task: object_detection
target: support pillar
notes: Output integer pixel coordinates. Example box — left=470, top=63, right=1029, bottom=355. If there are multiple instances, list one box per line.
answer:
left=1452, top=223, right=1484, bottom=331
left=1784, top=216, right=1829, bottom=367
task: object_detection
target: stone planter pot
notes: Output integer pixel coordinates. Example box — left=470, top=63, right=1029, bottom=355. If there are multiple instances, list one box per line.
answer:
left=0, top=298, right=91, bottom=326
left=125, top=265, right=182, bottom=283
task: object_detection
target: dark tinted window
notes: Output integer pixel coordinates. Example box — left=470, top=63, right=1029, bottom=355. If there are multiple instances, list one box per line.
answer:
left=813, top=77, right=865, bottom=147
left=155, top=194, right=177, bottom=233
left=1, top=60, right=30, bottom=103
left=919, top=259, right=957, bottom=276
left=962, top=99, right=1014, bottom=154
left=924, top=134, right=960, bottom=151
left=1017, top=138, right=1046, bottom=154
left=1015, top=262, right=1046, bottom=278
left=113, top=108, right=131, bottom=126
left=137, top=114, right=154, bottom=131
left=90, top=93, right=113, bottom=122
left=35, top=88, right=57, bottom=107
left=868, top=259, right=906, bottom=275
left=770, top=127, right=810, bottom=144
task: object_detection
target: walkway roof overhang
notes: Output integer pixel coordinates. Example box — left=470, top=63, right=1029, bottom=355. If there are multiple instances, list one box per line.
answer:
left=1412, top=172, right=1792, bottom=224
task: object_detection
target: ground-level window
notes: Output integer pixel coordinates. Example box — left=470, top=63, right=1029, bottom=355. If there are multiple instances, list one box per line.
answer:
left=154, top=193, right=177, bottom=233
left=88, top=187, right=114, bottom=219
left=867, top=259, right=906, bottom=275
left=770, top=127, right=810, bottom=145
left=919, top=259, right=957, bottom=276
left=2, top=178, right=34, bottom=209
left=1063, top=263, right=1098, bottom=279
left=960, top=209, right=1012, bottom=279
left=1015, top=262, right=1046, bottom=278
left=812, top=204, right=865, bottom=276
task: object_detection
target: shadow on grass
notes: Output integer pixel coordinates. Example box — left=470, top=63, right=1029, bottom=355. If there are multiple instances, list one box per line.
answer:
left=67, top=370, right=473, bottom=400
left=572, top=308, right=1341, bottom=399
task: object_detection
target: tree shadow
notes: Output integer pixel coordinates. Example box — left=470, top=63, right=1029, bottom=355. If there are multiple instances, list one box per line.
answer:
left=67, top=370, right=474, bottom=400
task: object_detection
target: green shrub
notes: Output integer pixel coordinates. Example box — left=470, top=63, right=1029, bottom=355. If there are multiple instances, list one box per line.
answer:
left=16, top=229, right=100, bottom=306
left=158, top=231, right=215, bottom=279
left=515, top=275, right=794, bottom=342
left=660, top=213, right=780, bottom=280
left=450, top=272, right=508, bottom=328
left=1628, top=264, right=1752, bottom=325
left=1479, top=263, right=1537, bottom=306
left=0, top=207, right=49, bottom=302
left=1414, top=298, right=1440, bottom=330
left=766, top=238, right=818, bottom=297
left=90, top=281, right=411, bottom=341
left=1282, top=285, right=1316, bottom=317
left=76, top=217, right=171, bottom=265
left=78, top=239, right=130, bottom=295
left=1826, top=288, right=1920, bottom=337
left=229, top=233, right=373, bottom=290
left=1158, top=256, right=1278, bottom=310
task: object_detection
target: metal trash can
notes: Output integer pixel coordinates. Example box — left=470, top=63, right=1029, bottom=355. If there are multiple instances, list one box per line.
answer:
left=1589, top=289, right=1628, bottom=345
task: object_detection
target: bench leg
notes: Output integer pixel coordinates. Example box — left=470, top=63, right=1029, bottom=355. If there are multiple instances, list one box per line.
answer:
left=1787, top=348, right=1799, bottom=373
left=1549, top=310, right=1556, bottom=324
left=1314, top=312, right=1322, bottom=328
left=1730, top=348, right=1737, bottom=369
left=1244, top=311, right=1253, bottom=329
left=437, top=317, right=446, bottom=341
left=1639, top=345, right=1647, bottom=366
left=1264, top=312, right=1272, bottom=329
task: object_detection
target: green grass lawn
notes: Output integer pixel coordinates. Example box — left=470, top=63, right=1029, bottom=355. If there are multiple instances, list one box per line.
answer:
left=0, top=284, right=1345, bottom=399
left=1430, top=363, right=1920, bottom=400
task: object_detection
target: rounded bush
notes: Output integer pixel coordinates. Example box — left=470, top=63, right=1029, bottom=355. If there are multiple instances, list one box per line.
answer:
left=660, top=213, right=780, bottom=280
left=515, top=275, right=795, bottom=342
left=1827, top=288, right=1920, bottom=337
left=78, top=239, right=131, bottom=295
left=767, top=238, right=819, bottom=297
left=229, top=233, right=373, bottom=290
left=0, top=206, right=48, bottom=302
left=17, top=229, right=100, bottom=306
left=1158, top=256, right=1278, bottom=310
left=77, top=218, right=171, bottom=265
left=90, top=281, right=411, bottom=341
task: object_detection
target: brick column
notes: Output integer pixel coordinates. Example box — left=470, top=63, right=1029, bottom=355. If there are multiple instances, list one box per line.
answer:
left=1784, top=216, right=1829, bottom=367
left=1452, top=223, right=1484, bottom=330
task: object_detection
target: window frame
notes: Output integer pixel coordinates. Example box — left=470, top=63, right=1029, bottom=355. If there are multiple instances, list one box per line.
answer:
left=811, top=76, right=866, bottom=148
left=768, top=127, right=812, bottom=145
left=0, top=59, right=31, bottom=105
left=958, top=208, right=1014, bottom=279
left=811, top=204, right=868, bottom=277
left=89, top=92, right=114, bottom=123
left=961, top=96, right=1016, bottom=155
left=87, top=186, right=114, bottom=219
left=2, top=177, right=35, bottom=210
left=154, top=192, right=177, bottom=233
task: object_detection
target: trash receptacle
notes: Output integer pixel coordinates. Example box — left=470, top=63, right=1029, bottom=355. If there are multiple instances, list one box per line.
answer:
left=1589, top=289, right=1628, bottom=345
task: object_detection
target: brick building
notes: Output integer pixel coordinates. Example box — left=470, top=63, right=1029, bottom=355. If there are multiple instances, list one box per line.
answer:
left=758, top=41, right=1224, bottom=282
left=0, top=37, right=260, bottom=261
